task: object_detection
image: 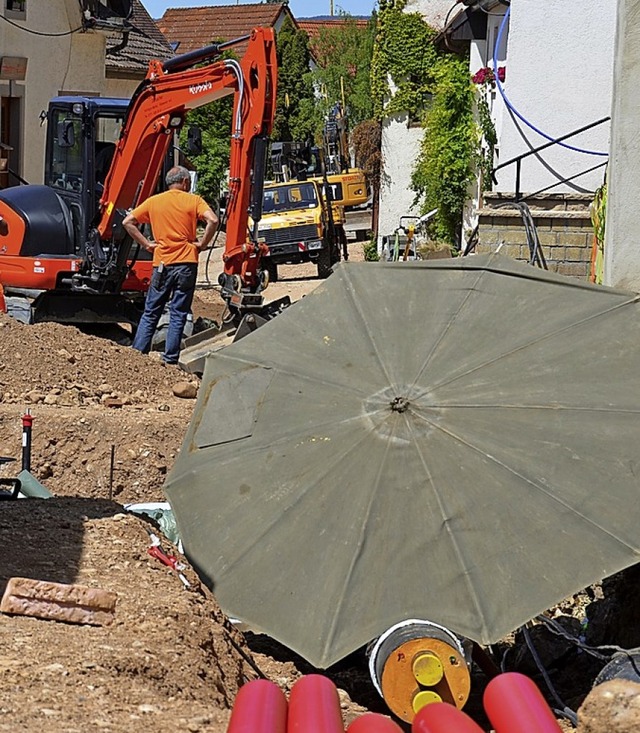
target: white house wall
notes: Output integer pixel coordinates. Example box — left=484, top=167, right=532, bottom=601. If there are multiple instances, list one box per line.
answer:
left=378, top=114, right=423, bottom=241
left=377, top=0, right=458, bottom=247
left=495, top=0, right=614, bottom=196
left=603, top=0, right=640, bottom=290
left=0, top=0, right=107, bottom=184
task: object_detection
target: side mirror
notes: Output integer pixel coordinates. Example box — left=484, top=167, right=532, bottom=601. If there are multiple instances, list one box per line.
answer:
left=185, top=126, right=202, bottom=155
left=57, top=120, right=75, bottom=148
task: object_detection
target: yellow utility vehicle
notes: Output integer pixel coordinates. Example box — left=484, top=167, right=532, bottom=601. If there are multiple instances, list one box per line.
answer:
left=257, top=179, right=343, bottom=281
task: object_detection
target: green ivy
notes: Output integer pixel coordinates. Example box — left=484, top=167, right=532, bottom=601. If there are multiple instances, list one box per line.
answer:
left=371, top=0, right=438, bottom=120
left=371, top=1, right=477, bottom=247
left=411, top=56, right=476, bottom=246
left=476, top=86, right=498, bottom=192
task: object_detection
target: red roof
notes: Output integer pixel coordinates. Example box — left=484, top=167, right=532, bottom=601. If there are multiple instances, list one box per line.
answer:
left=298, top=18, right=371, bottom=45
left=297, top=18, right=371, bottom=62
left=157, top=3, right=294, bottom=56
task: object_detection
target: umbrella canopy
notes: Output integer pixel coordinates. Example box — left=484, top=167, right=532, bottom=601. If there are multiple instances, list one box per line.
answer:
left=165, top=254, right=640, bottom=668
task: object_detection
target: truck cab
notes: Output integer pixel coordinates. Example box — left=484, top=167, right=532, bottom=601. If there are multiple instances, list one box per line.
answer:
left=256, top=179, right=342, bottom=280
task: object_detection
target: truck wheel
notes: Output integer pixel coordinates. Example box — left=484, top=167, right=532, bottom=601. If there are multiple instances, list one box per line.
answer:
left=264, top=259, right=278, bottom=283
left=316, top=247, right=333, bottom=279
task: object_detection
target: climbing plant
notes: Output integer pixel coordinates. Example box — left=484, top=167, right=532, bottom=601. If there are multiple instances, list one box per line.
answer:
left=370, top=0, right=438, bottom=120
left=411, top=56, right=476, bottom=246
left=371, top=0, right=477, bottom=247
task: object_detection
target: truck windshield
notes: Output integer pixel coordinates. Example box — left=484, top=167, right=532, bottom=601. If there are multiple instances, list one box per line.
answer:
left=263, top=182, right=318, bottom=213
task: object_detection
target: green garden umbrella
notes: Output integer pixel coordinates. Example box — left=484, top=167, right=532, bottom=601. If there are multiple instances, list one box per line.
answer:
left=164, top=254, right=640, bottom=668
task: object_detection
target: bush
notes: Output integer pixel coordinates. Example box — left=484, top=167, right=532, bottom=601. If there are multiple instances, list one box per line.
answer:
left=363, top=237, right=380, bottom=261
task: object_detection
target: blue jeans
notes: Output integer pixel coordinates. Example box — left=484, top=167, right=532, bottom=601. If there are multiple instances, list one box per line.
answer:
left=132, top=263, right=197, bottom=364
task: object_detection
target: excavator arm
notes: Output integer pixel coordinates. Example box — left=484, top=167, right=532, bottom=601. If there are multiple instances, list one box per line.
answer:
left=76, top=28, right=276, bottom=300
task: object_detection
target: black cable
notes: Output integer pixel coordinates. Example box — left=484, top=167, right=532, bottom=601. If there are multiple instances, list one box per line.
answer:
left=493, top=201, right=548, bottom=269
left=522, top=625, right=578, bottom=727
left=536, top=614, right=640, bottom=666
left=0, top=14, right=84, bottom=36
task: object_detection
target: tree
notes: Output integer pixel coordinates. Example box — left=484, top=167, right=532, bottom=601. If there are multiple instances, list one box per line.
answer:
left=312, top=13, right=376, bottom=126
left=272, top=15, right=319, bottom=142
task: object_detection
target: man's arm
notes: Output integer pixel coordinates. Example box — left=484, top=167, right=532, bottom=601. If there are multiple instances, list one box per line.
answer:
left=195, top=208, right=219, bottom=252
left=122, top=212, right=157, bottom=253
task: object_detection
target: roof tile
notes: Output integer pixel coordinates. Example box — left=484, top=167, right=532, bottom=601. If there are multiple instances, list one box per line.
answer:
left=106, top=0, right=174, bottom=75
left=157, top=3, right=291, bottom=55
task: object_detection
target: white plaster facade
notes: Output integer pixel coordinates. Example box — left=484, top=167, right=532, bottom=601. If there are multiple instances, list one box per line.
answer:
left=603, top=0, right=640, bottom=290
left=0, top=1, right=162, bottom=187
left=377, top=0, right=457, bottom=245
left=0, top=1, right=110, bottom=184
left=490, top=0, right=615, bottom=197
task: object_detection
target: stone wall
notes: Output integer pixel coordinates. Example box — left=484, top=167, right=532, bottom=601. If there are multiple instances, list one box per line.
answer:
left=475, top=192, right=595, bottom=280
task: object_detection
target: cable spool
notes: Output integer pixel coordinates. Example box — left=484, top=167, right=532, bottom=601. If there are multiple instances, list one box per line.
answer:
left=368, top=619, right=471, bottom=723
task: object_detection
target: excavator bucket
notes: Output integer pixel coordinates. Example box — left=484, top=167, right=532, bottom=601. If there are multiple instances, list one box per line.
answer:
left=31, top=290, right=144, bottom=326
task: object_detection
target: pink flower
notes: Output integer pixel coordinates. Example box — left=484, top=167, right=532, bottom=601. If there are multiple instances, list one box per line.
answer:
left=472, top=66, right=506, bottom=85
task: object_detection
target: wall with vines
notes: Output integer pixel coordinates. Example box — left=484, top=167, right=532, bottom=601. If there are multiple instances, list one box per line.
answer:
left=372, top=0, right=477, bottom=247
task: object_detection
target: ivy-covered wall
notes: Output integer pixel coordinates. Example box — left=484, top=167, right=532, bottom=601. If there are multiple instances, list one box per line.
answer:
left=372, top=0, right=477, bottom=247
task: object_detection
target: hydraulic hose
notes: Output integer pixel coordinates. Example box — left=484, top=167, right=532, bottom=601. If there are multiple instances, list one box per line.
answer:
left=493, top=6, right=607, bottom=157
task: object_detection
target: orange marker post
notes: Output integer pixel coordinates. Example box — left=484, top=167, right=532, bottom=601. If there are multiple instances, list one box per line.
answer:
left=347, top=712, right=404, bottom=733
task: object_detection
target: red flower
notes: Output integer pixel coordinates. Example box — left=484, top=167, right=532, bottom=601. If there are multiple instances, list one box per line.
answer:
left=472, top=66, right=506, bottom=85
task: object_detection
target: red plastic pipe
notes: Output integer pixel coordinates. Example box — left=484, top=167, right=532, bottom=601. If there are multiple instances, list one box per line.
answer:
left=287, top=674, right=344, bottom=733
left=347, top=713, right=404, bottom=733
left=483, top=672, right=563, bottom=733
left=227, top=679, right=288, bottom=733
left=412, top=702, right=484, bottom=733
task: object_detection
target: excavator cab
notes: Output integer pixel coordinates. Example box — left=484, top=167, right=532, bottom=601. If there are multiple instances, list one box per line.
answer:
left=44, top=97, right=128, bottom=256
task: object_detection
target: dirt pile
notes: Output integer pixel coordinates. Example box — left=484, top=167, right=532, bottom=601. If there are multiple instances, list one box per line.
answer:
left=0, top=498, right=258, bottom=733
left=0, top=315, right=196, bottom=407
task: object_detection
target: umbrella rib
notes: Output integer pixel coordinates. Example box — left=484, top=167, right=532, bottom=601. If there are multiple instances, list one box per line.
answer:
left=214, top=418, right=389, bottom=580
left=339, top=266, right=400, bottom=388
left=320, top=423, right=397, bottom=662
left=405, top=415, right=492, bottom=640
left=427, top=404, right=640, bottom=414
left=409, top=267, right=490, bottom=392
left=212, top=353, right=372, bottom=399
left=416, top=293, right=640, bottom=398
left=411, top=409, right=640, bottom=553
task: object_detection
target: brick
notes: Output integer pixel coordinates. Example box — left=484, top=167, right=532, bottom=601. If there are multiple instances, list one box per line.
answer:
left=1, top=577, right=117, bottom=626
left=556, top=262, right=589, bottom=279
left=565, top=246, right=589, bottom=261
left=560, top=232, right=590, bottom=247
left=536, top=231, right=558, bottom=246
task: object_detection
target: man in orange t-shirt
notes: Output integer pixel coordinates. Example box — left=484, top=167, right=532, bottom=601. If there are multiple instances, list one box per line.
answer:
left=123, top=166, right=218, bottom=364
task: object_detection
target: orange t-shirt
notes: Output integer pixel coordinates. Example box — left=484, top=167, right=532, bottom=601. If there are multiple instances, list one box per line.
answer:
left=131, top=189, right=212, bottom=266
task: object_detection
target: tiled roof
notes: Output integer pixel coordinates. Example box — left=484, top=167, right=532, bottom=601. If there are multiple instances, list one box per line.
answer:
left=298, top=18, right=370, bottom=45
left=157, top=3, right=292, bottom=56
left=105, top=0, right=174, bottom=76
left=297, top=18, right=371, bottom=61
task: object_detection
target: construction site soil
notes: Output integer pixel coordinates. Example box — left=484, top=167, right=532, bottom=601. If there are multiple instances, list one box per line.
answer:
left=1, top=243, right=639, bottom=732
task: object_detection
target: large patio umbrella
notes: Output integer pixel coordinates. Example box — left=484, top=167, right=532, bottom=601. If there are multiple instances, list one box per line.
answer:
left=164, top=254, right=640, bottom=668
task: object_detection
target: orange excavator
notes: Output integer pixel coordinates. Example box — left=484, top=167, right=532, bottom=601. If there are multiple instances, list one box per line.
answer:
left=0, top=28, right=278, bottom=327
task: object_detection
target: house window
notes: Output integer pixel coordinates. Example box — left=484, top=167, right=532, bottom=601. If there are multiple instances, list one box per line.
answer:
left=5, top=0, right=26, bottom=19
